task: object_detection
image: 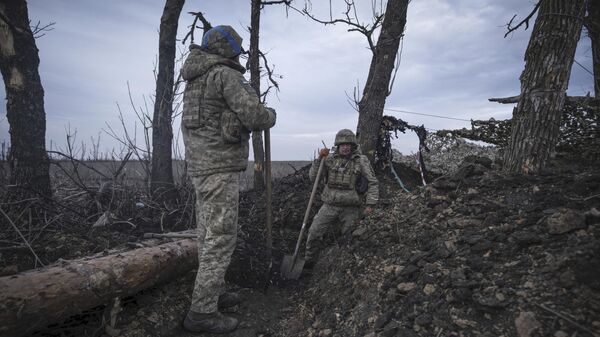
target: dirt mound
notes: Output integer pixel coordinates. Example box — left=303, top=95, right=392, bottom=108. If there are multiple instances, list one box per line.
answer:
left=276, top=158, right=600, bottom=337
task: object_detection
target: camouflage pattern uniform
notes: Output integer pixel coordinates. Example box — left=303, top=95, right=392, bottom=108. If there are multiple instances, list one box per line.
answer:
left=181, top=25, right=276, bottom=314
left=305, top=130, right=379, bottom=264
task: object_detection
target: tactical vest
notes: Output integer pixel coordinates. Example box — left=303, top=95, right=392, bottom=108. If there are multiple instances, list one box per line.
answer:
left=327, top=156, right=361, bottom=190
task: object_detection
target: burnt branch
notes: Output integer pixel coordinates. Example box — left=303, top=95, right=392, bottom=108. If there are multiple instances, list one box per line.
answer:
left=504, top=0, right=542, bottom=38
left=182, top=11, right=213, bottom=45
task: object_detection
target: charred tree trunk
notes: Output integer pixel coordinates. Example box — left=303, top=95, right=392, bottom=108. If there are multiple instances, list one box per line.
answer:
left=0, top=239, right=197, bottom=337
left=504, top=0, right=586, bottom=174
left=250, top=0, right=265, bottom=190
left=0, top=1, right=51, bottom=197
left=586, top=0, right=600, bottom=97
left=151, top=0, right=184, bottom=200
left=356, top=0, right=409, bottom=162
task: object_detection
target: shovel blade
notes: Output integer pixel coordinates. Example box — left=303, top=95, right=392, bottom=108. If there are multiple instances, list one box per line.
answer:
left=280, top=254, right=305, bottom=280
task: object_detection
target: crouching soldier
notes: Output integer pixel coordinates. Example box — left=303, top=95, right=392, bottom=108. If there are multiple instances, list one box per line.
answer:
left=304, top=129, right=379, bottom=269
left=180, top=25, right=276, bottom=333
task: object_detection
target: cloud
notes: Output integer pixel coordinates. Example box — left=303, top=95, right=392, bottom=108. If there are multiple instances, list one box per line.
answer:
left=0, top=0, right=595, bottom=160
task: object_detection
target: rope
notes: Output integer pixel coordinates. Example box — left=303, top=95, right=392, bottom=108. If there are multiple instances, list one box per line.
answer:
left=389, top=162, right=410, bottom=193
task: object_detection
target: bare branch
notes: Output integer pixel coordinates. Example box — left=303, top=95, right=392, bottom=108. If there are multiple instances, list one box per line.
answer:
left=182, top=11, right=213, bottom=45
left=504, top=0, right=542, bottom=38
left=29, top=20, right=55, bottom=39
left=260, top=0, right=292, bottom=5
left=302, top=0, right=383, bottom=54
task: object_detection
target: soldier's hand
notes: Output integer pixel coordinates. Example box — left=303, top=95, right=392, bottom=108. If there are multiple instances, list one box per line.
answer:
left=363, top=206, right=373, bottom=216
left=319, top=148, right=330, bottom=158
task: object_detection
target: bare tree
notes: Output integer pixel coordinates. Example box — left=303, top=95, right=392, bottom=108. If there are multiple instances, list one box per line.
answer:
left=304, top=0, right=409, bottom=162
left=504, top=0, right=586, bottom=174
left=586, top=0, right=600, bottom=97
left=249, top=0, right=266, bottom=190
left=0, top=1, right=51, bottom=197
left=248, top=0, right=290, bottom=190
left=151, top=0, right=185, bottom=202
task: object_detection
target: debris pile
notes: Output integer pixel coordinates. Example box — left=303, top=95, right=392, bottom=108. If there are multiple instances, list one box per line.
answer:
left=277, top=156, right=600, bottom=337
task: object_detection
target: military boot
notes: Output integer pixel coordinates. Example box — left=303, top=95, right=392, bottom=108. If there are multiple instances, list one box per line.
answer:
left=183, top=311, right=239, bottom=333
left=218, top=292, right=242, bottom=309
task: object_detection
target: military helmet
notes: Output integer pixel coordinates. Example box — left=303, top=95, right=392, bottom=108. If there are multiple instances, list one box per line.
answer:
left=334, top=129, right=358, bottom=146
left=200, top=25, right=243, bottom=58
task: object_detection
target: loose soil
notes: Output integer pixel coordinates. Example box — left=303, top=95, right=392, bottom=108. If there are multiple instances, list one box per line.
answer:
left=3, top=157, right=600, bottom=337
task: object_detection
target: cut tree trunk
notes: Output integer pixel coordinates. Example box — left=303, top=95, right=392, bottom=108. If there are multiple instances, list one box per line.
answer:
left=150, top=0, right=184, bottom=200
left=503, top=0, right=586, bottom=173
left=0, top=0, right=51, bottom=197
left=0, top=239, right=197, bottom=337
left=356, top=0, right=409, bottom=162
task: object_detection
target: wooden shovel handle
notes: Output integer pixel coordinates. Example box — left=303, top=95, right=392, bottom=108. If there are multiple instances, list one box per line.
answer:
left=292, top=156, right=326, bottom=257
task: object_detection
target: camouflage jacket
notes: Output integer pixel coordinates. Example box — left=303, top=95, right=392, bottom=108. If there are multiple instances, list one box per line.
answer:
left=309, top=149, right=379, bottom=206
left=181, top=45, right=276, bottom=176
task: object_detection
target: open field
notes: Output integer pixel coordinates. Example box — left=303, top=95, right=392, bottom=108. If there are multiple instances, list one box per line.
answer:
left=45, top=160, right=311, bottom=191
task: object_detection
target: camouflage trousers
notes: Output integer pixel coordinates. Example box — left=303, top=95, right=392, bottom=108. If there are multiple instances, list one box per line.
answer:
left=305, top=204, right=361, bottom=264
left=189, top=172, right=240, bottom=314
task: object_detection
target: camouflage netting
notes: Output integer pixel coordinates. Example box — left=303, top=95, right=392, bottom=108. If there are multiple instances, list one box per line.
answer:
left=435, top=97, right=600, bottom=162
left=393, top=134, right=500, bottom=174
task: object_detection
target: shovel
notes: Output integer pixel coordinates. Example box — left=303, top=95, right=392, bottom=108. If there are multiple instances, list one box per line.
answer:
left=280, top=155, right=326, bottom=280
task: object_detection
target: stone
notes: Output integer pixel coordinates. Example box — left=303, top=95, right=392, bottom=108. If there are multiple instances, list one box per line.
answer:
left=319, top=329, right=332, bottom=337
left=515, top=311, right=541, bottom=337
left=423, top=284, right=436, bottom=295
left=546, top=208, right=585, bottom=235
left=585, top=207, right=600, bottom=225
left=559, top=269, right=576, bottom=288
left=415, top=313, right=432, bottom=326
left=397, top=282, right=417, bottom=293
left=553, top=331, right=568, bottom=337
left=374, top=311, right=393, bottom=331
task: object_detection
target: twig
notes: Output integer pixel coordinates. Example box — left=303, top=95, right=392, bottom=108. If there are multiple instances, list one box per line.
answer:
left=0, top=206, right=45, bottom=267
left=504, top=0, right=542, bottom=38
left=182, top=11, right=212, bottom=45
left=564, top=193, right=600, bottom=201
left=536, top=303, right=599, bottom=337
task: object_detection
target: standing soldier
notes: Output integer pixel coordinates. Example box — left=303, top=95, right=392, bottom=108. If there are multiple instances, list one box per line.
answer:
left=180, top=25, right=276, bottom=333
left=304, top=129, right=379, bottom=269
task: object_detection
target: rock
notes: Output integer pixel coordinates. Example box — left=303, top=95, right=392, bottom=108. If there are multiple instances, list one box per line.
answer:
left=585, top=207, right=600, bottom=225
left=379, top=326, right=398, bottom=337
left=374, top=311, right=393, bottom=331
left=559, top=269, right=576, bottom=288
left=546, top=208, right=585, bottom=235
left=553, top=331, right=568, bottom=337
left=353, top=226, right=369, bottom=237
left=319, top=328, right=332, bottom=337
left=399, top=264, right=419, bottom=278
left=415, top=313, right=432, bottom=326
left=423, top=284, right=436, bottom=295
left=514, top=311, right=541, bottom=337
left=397, top=282, right=417, bottom=293
left=511, top=231, right=542, bottom=247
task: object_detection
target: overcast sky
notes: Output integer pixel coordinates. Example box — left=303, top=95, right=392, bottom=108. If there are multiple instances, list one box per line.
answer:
left=0, top=0, right=595, bottom=160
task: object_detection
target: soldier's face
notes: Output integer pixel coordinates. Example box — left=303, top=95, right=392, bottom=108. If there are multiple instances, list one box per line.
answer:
left=339, top=143, right=352, bottom=156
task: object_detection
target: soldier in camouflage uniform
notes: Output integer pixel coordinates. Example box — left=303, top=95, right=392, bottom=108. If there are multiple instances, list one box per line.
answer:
left=180, top=25, right=276, bottom=333
left=304, top=129, right=379, bottom=268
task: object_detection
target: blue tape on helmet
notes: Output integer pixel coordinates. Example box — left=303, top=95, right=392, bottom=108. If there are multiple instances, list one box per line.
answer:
left=201, top=26, right=241, bottom=56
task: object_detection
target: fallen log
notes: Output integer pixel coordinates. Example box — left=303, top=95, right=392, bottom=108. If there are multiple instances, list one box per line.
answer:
left=0, top=238, right=198, bottom=337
